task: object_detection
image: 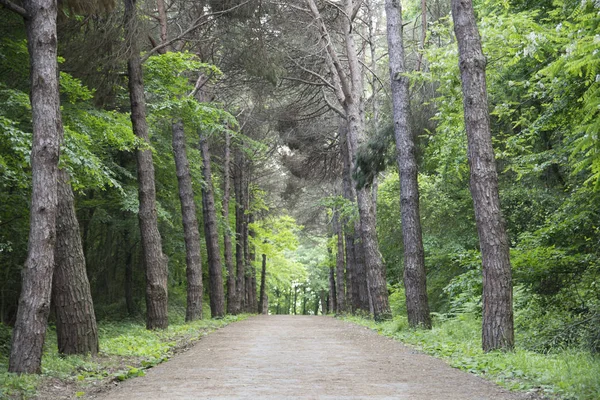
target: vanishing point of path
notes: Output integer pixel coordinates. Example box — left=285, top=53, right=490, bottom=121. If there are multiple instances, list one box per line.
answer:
left=93, top=315, right=524, bottom=400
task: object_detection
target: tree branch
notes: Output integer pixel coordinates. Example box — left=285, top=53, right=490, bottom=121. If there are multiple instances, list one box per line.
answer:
left=141, top=0, right=254, bottom=63
left=322, top=88, right=346, bottom=119
left=0, top=0, right=28, bottom=18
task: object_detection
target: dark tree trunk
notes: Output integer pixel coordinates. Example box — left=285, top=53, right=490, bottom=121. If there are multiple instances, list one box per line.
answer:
left=452, top=0, right=514, bottom=351
left=222, top=132, right=236, bottom=314
left=320, top=291, right=328, bottom=315
left=385, top=0, right=431, bottom=329
left=334, top=214, right=346, bottom=314
left=340, top=123, right=369, bottom=313
left=258, top=253, right=267, bottom=314
left=247, top=214, right=257, bottom=313
left=52, top=169, right=99, bottom=355
left=292, top=284, right=297, bottom=315
left=172, top=121, right=203, bottom=321
left=125, top=0, right=169, bottom=330
left=9, top=0, right=63, bottom=374
left=124, top=233, right=135, bottom=317
left=328, top=265, right=337, bottom=314
left=233, top=149, right=245, bottom=313
left=199, top=134, right=225, bottom=318
left=302, top=286, right=307, bottom=315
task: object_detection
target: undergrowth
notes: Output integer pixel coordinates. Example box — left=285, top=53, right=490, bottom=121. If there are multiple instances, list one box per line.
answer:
left=0, top=314, right=247, bottom=399
left=342, top=314, right=600, bottom=399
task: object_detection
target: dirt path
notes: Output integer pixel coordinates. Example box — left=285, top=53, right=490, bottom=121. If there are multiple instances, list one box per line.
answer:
left=91, top=315, right=524, bottom=399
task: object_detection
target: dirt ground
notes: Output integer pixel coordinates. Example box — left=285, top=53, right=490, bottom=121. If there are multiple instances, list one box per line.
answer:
left=85, top=315, right=534, bottom=400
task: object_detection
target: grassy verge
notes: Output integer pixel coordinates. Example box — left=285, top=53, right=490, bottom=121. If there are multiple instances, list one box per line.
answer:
left=0, top=314, right=248, bottom=399
left=342, top=314, right=600, bottom=400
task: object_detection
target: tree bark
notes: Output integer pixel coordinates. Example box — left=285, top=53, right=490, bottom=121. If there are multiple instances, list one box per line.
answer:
left=233, top=149, right=245, bottom=313
left=222, top=132, right=236, bottom=314
left=258, top=252, right=267, bottom=314
left=52, top=169, right=99, bottom=355
left=9, top=0, right=63, bottom=374
left=320, top=290, right=328, bottom=315
left=246, top=213, right=257, bottom=313
left=340, top=122, right=369, bottom=313
left=125, top=0, right=169, bottom=330
left=199, top=134, right=225, bottom=318
left=452, top=0, right=514, bottom=351
left=385, top=0, right=432, bottom=329
left=172, top=121, right=203, bottom=321
left=334, top=213, right=346, bottom=314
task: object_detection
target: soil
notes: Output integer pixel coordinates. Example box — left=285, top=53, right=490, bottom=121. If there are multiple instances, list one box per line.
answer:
left=85, top=315, right=536, bottom=400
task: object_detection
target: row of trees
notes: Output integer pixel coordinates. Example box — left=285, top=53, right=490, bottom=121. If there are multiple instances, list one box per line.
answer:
left=4, top=0, right=599, bottom=376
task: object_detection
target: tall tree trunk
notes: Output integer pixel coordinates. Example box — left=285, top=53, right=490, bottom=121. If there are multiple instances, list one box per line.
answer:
left=385, top=0, right=432, bottom=329
left=340, top=123, right=369, bottom=313
left=258, top=252, right=267, bottom=314
left=233, top=149, right=245, bottom=313
left=328, top=251, right=337, bottom=314
left=9, top=0, right=63, bottom=374
left=334, top=214, right=346, bottom=313
left=223, top=132, right=236, bottom=314
left=452, top=0, right=514, bottom=351
left=199, top=134, right=225, bottom=318
left=125, top=0, right=169, bottom=330
left=124, top=231, right=136, bottom=317
left=306, top=0, right=391, bottom=320
left=172, top=121, right=203, bottom=321
left=52, top=169, right=99, bottom=355
left=247, top=213, right=257, bottom=313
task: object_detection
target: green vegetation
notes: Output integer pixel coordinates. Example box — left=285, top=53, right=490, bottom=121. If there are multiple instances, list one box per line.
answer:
left=343, top=314, right=600, bottom=399
left=0, top=315, right=247, bottom=399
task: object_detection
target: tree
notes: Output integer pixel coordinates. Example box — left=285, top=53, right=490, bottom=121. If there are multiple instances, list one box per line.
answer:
left=305, top=0, right=391, bottom=320
left=223, top=131, right=237, bottom=314
left=52, top=169, right=99, bottom=355
left=200, top=134, right=226, bottom=318
left=452, top=0, right=514, bottom=351
left=124, top=0, right=169, bottom=330
left=385, top=0, right=431, bottom=328
left=172, top=121, right=203, bottom=321
left=334, top=212, right=346, bottom=313
left=5, top=0, right=64, bottom=374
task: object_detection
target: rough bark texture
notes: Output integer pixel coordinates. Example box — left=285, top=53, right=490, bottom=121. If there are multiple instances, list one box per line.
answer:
left=199, top=134, right=225, bottom=318
left=385, top=0, right=432, bottom=329
left=340, top=123, right=369, bottom=313
left=222, top=132, right=236, bottom=314
left=233, top=149, right=245, bottom=313
left=9, top=0, right=62, bottom=373
left=258, top=253, right=267, bottom=314
left=52, top=169, right=99, bottom=355
left=172, top=121, right=203, bottom=321
left=246, top=214, right=257, bottom=313
left=125, top=0, right=169, bottom=330
left=452, top=0, right=514, bottom=351
left=334, top=214, right=346, bottom=314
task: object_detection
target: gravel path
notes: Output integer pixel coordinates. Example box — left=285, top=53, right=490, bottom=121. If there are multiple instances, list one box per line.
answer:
left=92, top=315, right=524, bottom=400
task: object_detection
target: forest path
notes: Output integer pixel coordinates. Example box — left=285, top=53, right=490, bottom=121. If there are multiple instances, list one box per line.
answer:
left=92, top=315, right=523, bottom=400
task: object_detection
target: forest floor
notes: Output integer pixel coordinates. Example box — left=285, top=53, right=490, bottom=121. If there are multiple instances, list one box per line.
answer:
left=82, top=315, right=537, bottom=400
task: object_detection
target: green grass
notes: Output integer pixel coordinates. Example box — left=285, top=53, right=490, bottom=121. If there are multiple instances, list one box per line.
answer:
left=342, top=314, right=600, bottom=399
left=0, top=314, right=248, bottom=399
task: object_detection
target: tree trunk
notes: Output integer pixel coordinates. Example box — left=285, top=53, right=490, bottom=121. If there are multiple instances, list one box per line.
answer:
left=9, top=0, right=63, bottom=374
left=334, top=214, right=346, bottom=314
left=52, top=169, right=99, bottom=355
left=385, top=0, right=432, bottom=329
left=222, top=132, right=236, bottom=314
left=233, top=149, right=245, bottom=313
left=124, top=232, right=135, bottom=317
left=258, top=252, right=267, bottom=314
left=340, top=123, right=369, bottom=313
left=328, top=265, right=337, bottom=314
left=319, top=290, right=328, bottom=315
left=125, top=0, right=169, bottom=330
left=172, top=121, right=203, bottom=321
left=199, top=134, right=225, bottom=318
left=247, top=214, right=257, bottom=313
left=452, top=0, right=514, bottom=351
